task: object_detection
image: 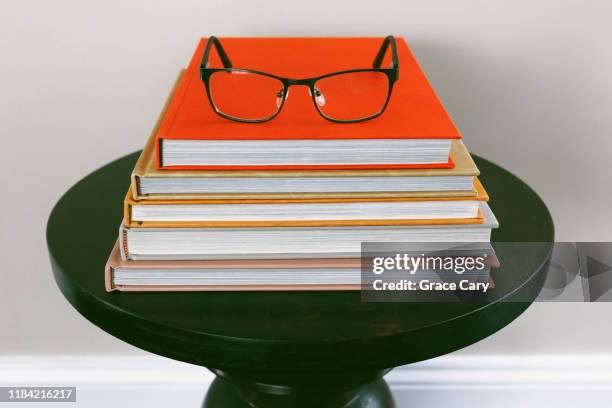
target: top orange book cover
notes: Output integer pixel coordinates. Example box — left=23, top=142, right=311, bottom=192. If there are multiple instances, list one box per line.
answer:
left=155, top=37, right=461, bottom=170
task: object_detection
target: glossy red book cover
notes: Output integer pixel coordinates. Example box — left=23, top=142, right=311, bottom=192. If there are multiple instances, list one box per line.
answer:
left=155, top=37, right=461, bottom=170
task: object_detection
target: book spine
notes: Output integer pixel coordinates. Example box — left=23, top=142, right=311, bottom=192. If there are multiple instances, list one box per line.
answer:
left=104, top=267, right=117, bottom=292
left=119, top=225, right=129, bottom=261
left=130, top=174, right=141, bottom=201
left=124, top=200, right=132, bottom=226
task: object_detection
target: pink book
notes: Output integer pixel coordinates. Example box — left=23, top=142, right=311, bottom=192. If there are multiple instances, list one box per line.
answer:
left=105, top=241, right=361, bottom=292
left=105, top=241, right=497, bottom=292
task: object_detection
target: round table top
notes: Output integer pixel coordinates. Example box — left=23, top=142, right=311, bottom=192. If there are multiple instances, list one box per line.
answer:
left=47, top=153, right=554, bottom=373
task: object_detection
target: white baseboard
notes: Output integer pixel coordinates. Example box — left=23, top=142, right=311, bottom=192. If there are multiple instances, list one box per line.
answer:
left=0, top=355, right=211, bottom=386
left=386, top=355, right=612, bottom=389
left=2, top=355, right=612, bottom=407
left=3, top=354, right=612, bottom=387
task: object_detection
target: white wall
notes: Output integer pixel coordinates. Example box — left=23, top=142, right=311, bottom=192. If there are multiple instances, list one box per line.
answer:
left=1, top=0, right=611, bottom=356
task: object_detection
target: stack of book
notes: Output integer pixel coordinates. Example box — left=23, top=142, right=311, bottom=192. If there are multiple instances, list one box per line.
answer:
left=104, top=37, right=498, bottom=292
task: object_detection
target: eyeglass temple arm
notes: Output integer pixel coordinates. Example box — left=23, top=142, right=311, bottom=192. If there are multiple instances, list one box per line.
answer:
left=201, top=36, right=233, bottom=69
left=373, top=35, right=399, bottom=70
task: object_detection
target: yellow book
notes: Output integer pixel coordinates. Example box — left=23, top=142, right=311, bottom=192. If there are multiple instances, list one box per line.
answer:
left=130, top=71, right=481, bottom=201
left=124, top=178, right=489, bottom=228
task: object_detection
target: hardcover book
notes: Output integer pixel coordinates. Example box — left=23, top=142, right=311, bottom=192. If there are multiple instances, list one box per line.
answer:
left=134, top=72, right=478, bottom=199
left=119, top=202, right=499, bottom=261
left=105, top=241, right=498, bottom=292
left=155, top=37, right=462, bottom=170
left=123, top=178, right=489, bottom=228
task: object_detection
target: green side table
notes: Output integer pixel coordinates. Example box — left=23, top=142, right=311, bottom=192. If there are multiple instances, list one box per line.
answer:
left=47, top=152, right=554, bottom=408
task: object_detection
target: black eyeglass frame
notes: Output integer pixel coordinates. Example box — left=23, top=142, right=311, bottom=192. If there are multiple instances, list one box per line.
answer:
left=199, top=36, right=400, bottom=123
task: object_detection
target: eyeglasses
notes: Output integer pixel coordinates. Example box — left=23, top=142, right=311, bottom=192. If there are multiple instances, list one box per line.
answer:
left=200, top=36, right=400, bottom=123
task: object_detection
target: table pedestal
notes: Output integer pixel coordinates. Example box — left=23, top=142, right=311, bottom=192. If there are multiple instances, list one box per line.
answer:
left=203, top=368, right=395, bottom=408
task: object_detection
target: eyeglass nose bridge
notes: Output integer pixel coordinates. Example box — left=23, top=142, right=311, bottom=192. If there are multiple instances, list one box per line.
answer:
left=277, top=79, right=319, bottom=108
left=285, top=78, right=314, bottom=86
left=281, top=79, right=325, bottom=107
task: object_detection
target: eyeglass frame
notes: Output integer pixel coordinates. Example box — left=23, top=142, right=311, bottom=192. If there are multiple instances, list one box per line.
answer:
left=199, top=35, right=400, bottom=123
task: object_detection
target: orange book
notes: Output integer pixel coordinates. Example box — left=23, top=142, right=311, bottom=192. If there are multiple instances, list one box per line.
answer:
left=123, top=178, right=488, bottom=228
left=155, top=37, right=461, bottom=170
